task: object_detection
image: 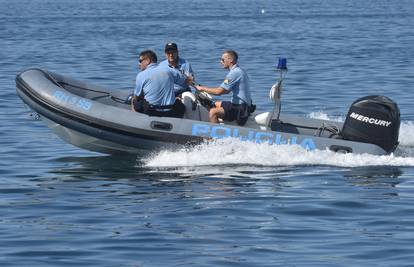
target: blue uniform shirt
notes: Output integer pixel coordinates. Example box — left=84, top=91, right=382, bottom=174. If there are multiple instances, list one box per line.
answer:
left=159, top=57, right=194, bottom=95
left=220, top=64, right=252, bottom=105
left=134, top=63, right=187, bottom=108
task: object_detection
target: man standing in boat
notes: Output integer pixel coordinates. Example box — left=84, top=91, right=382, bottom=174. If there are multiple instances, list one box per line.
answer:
left=195, top=50, right=254, bottom=125
left=132, top=50, right=193, bottom=118
left=159, top=42, right=194, bottom=97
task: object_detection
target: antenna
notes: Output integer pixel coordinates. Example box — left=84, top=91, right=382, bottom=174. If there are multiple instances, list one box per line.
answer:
left=268, top=57, right=288, bottom=126
left=272, top=57, right=287, bottom=120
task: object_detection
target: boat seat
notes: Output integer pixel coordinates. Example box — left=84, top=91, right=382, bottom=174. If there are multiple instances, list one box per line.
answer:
left=254, top=112, right=271, bottom=129
left=181, top=92, right=209, bottom=122
left=254, top=81, right=283, bottom=129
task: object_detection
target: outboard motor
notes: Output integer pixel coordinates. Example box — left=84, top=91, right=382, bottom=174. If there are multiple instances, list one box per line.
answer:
left=341, top=95, right=400, bottom=154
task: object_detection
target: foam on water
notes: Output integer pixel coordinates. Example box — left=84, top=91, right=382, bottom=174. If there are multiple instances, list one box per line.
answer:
left=144, top=139, right=414, bottom=168
left=144, top=113, right=414, bottom=168
left=308, top=111, right=344, bottom=122
left=398, top=121, right=414, bottom=146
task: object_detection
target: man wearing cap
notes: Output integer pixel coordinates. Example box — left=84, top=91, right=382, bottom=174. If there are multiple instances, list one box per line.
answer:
left=132, top=49, right=192, bottom=118
left=195, top=50, right=254, bottom=125
left=159, top=42, right=194, bottom=97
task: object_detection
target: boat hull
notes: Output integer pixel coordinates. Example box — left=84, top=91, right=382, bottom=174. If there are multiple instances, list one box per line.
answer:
left=16, top=68, right=389, bottom=156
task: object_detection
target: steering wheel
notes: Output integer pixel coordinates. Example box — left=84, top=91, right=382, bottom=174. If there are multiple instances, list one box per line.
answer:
left=195, top=90, right=215, bottom=108
left=197, top=91, right=213, bottom=101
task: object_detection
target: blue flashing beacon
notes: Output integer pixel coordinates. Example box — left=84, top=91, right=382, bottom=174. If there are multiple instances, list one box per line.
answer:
left=277, top=57, right=287, bottom=71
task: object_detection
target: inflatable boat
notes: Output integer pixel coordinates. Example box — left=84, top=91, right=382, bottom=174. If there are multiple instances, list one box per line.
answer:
left=15, top=67, right=400, bottom=155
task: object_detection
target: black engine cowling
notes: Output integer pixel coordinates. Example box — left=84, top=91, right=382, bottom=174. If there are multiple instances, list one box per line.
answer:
left=341, top=95, right=400, bottom=154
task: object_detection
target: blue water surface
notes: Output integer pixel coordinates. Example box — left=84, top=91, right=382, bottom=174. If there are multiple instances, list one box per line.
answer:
left=2, top=0, right=414, bottom=266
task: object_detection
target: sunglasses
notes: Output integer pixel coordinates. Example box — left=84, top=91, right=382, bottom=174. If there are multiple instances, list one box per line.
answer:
left=220, top=58, right=226, bottom=62
left=139, top=58, right=146, bottom=63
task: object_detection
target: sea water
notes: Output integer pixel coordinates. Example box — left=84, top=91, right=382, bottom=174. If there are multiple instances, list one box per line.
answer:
left=2, top=0, right=414, bottom=266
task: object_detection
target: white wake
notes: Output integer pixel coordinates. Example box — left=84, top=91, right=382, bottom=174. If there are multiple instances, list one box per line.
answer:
left=143, top=113, right=414, bottom=168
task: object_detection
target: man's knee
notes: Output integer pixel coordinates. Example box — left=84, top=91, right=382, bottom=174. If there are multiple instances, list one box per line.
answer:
left=209, top=107, right=225, bottom=122
left=209, top=108, right=217, bottom=118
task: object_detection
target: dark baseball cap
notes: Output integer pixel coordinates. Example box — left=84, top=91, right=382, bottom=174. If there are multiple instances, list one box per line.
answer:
left=165, top=42, right=178, bottom=52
